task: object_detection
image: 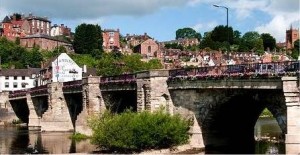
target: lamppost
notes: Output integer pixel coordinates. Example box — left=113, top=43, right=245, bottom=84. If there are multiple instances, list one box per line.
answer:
left=213, top=4, right=229, bottom=44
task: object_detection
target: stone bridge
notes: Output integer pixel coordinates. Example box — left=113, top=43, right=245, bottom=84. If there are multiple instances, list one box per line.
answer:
left=0, top=61, right=299, bottom=154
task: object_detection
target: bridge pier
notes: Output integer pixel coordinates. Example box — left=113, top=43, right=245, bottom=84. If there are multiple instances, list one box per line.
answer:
left=40, top=82, right=73, bottom=132
left=136, top=70, right=173, bottom=113
left=76, top=76, right=103, bottom=135
left=282, top=77, right=300, bottom=154
left=26, top=94, right=40, bottom=128
left=136, top=70, right=204, bottom=149
left=0, top=92, right=17, bottom=124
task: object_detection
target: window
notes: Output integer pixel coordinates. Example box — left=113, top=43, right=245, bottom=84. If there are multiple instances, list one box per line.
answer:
left=109, top=32, right=114, bottom=37
left=22, top=83, right=26, bottom=88
left=14, top=76, right=17, bottom=80
left=5, top=82, right=9, bottom=88
left=5, top=76, right=9, bottom=80
left=13, top=82, right=18, bottom=88
left=22, top=76, right=25, bottom=80
left=148, top=46, right=151, bottom=53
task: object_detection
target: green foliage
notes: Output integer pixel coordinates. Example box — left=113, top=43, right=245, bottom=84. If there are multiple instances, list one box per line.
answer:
left=73, top=23, right=103, bottom=55
left=70, top=54, right=98, bottom=68
left=211, top=25, right=234, bottom=44
left=70, top=132, right=89, bottom=142
left=176, top=27, right=201, bottom=41
left=241, top=31, right=264, bottom=52
left=291, top=39, right=300, bottom=59
left=88, top=110, right=190, bottom=153
left=260, top=108, right=273, bottom=117
left=96, top=53, right=163, bottom=76
left=261, top=33, right=276, bottom=51
left=0, top=37, right=42, bottom=68
left=164, top=43, right=184, bottom=50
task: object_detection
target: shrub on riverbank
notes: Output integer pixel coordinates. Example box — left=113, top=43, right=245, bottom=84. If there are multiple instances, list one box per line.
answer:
left=88, top=110, right=190, bottom=153
left=70, top=132, right=89, bottom=142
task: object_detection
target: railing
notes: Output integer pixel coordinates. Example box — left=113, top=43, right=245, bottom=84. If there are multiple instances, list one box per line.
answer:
left=30, top=85, right=48, bottom=96
left=63, top=80, right=82, bottom=88
left=169, top=61, right=299, bottom=80
left=8, top=89, right=27, bottom=98
left=100, top=74, right=136, bottom=84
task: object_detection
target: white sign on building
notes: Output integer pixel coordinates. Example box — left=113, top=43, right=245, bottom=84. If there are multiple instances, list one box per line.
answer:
left=51, top=53, right=82, bottom=82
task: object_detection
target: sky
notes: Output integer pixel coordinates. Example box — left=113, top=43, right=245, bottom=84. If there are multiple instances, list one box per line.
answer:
left=0, top=0, right=299, bottom=42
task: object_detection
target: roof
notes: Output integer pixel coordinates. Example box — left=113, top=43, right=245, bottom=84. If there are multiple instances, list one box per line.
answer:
left=0, top=68, right=41, bottom=76
left=20, top=34, right=71, bottom=44
left=2, top=16, right=11, bottom=23
left=83, top=68, right=97, bottom=77
left=26, top=16, right=50, bottom=22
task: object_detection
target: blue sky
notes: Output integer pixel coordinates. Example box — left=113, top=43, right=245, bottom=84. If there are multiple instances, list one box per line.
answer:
left=0, top=0, right=299, bottom=42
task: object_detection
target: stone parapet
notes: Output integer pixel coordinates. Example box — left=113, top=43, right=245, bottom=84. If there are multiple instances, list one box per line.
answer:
left=282, top=76, right=300, bottom=154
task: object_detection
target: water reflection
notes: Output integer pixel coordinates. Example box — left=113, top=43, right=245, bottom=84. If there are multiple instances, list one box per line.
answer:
left=0, top=117, right=285, bottom=154
left=0, top=126, right=96, bottom=154
left=254, top=117, right=285, bottom=154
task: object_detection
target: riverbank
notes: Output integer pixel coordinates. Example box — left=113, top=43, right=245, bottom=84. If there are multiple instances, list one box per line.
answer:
left=139, top=144, right=205, bottom=154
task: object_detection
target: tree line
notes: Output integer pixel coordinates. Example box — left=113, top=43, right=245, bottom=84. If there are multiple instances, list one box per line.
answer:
left=172, top=26, right=300, bottom=58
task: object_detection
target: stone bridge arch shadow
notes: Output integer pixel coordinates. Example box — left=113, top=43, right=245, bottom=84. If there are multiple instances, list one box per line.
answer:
left=169, top=89, right=286, bottom=154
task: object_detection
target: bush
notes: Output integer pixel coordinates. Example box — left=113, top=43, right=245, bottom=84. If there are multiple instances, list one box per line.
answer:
left=70, top=132, right=89, bottom=142
left=88, top=110, right=190, bottom=153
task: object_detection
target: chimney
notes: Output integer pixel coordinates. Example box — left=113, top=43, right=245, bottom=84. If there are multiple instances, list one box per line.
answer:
left=83, top=65, right=87, bottom=73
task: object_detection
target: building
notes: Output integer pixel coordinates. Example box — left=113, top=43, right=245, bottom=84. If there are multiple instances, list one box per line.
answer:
left=286, top=26, right=299, bottom=50
left=133, top=39, right=159, bottom=59
left=162, top=38, right=200, bottom=47
left=20, top=34, right=73, bottom=51
left=50, top=24, right=72, bottom=37
left=0, top=68, right=40, bottom=92
left=0, top=14, right=30, bottom=41
left=26, top=13, right=51, bottom=36
left=125, top=33, right=151, bottom=47
left=38, top=53, right=82, bottom=85
left=102, top=29, right=120, bottom=50
left=0, top=13, right=51, bottom=41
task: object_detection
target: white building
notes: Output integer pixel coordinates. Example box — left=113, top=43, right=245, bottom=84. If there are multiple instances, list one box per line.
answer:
left=0, top=68, right=40, bottom=92
left=39, top=53, right=82, bottom=85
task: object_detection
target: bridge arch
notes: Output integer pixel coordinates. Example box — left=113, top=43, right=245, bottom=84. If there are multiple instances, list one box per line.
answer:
left=170, top=89, right=286, bottom=154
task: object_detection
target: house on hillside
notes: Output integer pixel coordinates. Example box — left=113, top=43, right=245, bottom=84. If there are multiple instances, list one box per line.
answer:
left=133, top=38, right=159, bottom=59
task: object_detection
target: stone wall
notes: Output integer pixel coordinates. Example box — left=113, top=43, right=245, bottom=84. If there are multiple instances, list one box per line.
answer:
left=40, top=82, right=73, bottom=132
left=76, top=76, right=103, bottom=135
left=0, top=92, right=17, bottom=124
left=282, top=77, right=300, bottom=154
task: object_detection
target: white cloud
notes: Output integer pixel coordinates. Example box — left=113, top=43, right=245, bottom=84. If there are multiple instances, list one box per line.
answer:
left=192, top=21, right=218, bottom=32
left=255, top=13, right=300, bottom=42
left=0, top=0, right=195, bottom=20
left=254, top=0, right=300, bottom=42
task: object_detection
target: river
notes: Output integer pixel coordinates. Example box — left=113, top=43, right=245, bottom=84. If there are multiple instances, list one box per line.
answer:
left=0, top=117, right=283, bottom=154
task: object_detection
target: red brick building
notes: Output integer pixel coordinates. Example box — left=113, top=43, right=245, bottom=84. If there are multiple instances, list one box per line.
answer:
left=125, top=33, right=151, bottom=47
left=133, top=39, right=159, bottom=58
left=286, top=26, right=299, bottom=50
left=102, top=29, right=120, bottom=50
left=0, top=14, right=30, bottom=41
left=0, top=13, right=51, bottom=41
left=20, top=34, right=72, bottom=52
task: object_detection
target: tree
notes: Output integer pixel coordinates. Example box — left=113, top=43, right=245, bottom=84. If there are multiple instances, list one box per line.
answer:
left=291, top=39, right=300, bottom=59
left=199, top=32, right=215, bottom=49
left=261, top=33, right=276, bottom=51
left=211, top=25, right=234, bottom=44
left=175, top=27, right=201, bottom=41
left=241, top=31, right=264, bottom=53
left=73, top=23, right=103, bottom=55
